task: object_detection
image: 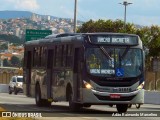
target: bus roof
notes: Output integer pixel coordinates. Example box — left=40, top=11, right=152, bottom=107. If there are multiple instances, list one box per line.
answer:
left=44, top=32, right=138, bottom=37
left=25, top=32, right=140, bottom=46
left=45, top=33, right=81, bottom=39
left=25, top=33, right=82, bottom=46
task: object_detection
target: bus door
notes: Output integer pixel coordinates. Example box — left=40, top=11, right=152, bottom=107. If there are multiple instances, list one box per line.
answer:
left=73, top=48, right=83, bottom=101
left=47, top=49, right=54, bottom=99
left=26, top=51, right=32, bottom=96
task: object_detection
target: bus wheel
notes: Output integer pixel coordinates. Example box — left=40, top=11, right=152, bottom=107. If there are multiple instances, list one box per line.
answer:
left=128, top=104, right=132, bottom=108
left=136, top=104, right=141, bottom=109
left=68, top=90, right=81, bottom=111
left=35, top=84, right=43, bottom=107
left=116, top=104, right=128, bottom=113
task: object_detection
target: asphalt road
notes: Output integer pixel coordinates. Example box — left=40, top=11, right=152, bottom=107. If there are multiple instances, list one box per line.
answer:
left=0, top=93, right=160, bottom=120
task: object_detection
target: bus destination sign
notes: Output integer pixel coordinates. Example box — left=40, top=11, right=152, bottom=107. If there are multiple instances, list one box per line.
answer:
left=89, top=35, right=138, bottom=45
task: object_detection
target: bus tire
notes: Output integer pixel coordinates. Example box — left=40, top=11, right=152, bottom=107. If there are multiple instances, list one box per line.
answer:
left=136, top=104, right=141, bottom=109
left=68, top=89, right=81, bottom=111
left=35, top=84, right=43, bottom=107
left=116, top=104, right=128, bottom=113
left=128, top=104, right=132, bottom=108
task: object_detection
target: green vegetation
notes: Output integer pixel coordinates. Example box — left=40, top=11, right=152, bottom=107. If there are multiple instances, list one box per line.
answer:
left=10, top=56, right=21, bottom=67
left=0, top=34, right=24, bottom=45
left=0, top=43, right=8, bottom=50
left=3, top=56, right=21, bottom=68
left=3, top=58, right=11, bottom=67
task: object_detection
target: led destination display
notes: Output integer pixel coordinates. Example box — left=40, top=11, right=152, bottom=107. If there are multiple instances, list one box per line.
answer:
left=89, top=35, right=138, bottom=45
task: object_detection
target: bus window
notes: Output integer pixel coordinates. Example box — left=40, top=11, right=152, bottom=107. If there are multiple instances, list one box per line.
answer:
left=66, top=45, right=73, bottom=67
left=86, top=48, right=142, bottom=77
left=41, top=47, right=47, bottom=67
left=47, top=49, right=54, bottom=69
left=87, top=54, right=101, bottom=69
left=55, top=45, right=62, bottom=67
left=62, top=45, right=67, bottom=67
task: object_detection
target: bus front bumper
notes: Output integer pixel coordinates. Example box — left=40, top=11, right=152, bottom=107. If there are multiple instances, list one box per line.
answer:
left=82, top=88, right=144, bottom=104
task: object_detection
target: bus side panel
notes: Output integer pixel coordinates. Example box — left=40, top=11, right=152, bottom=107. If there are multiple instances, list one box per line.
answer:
left=52, top=70, right=69, bottom=101
left=23, top=50, right=32, bottom=97
left=31, top=69, right=47, bottom=99
left=73, top=47, right=84, bottom=102
left=46, top=49, right=54, bottom=100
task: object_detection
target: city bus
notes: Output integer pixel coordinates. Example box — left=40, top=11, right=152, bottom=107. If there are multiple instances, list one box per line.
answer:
left=23, top=33, right=145, bottom=113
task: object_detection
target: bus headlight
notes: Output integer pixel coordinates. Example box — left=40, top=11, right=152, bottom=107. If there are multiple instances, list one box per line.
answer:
left=83, top=81, right=93, bottom=89
left=137, top=82, right=145, bottom=90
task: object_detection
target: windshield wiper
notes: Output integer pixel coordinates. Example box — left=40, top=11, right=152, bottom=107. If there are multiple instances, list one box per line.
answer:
left=120, top=46, right=130, bottom=59
left=99, top=46, right=112, bottom=60
left=118, top=46, right=130, bottom=67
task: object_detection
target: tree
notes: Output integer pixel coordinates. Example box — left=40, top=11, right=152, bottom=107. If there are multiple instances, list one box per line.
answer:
left=77, top=19, right=136, bottom=34
left=147, top=26, right=160, bottom=57
left=0, top=43, right=8, bottom=50
left=136, top=27, right=151, bottom=46
left=21, top=58, right=24, bottom=67
left=3, top=58, right=11, bottom=67
left=0, top=34, right=24, bottom=44
left=10, top=56, right=21, bottom=67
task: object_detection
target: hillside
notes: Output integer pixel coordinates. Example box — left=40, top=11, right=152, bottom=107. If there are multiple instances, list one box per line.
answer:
left=0, top=10, right=59, bottom=20
left=0, top=10, right=33, bottom=19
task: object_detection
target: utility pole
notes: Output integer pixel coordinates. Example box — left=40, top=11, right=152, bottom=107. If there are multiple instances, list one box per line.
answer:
left=119, top=1, right=132, bottom=31
left=73, top=0, right=77, bottom=33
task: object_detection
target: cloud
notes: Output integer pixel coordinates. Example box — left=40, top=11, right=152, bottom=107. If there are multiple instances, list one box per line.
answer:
left=5, top=0, right=40, bottom=11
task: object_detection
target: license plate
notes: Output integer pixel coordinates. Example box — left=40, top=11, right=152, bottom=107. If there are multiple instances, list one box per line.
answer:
left=110, top=94, right=121, bottom=99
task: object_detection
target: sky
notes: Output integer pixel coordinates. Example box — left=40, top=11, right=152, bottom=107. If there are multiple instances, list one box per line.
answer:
left=0, top=0, right=160, bottom=26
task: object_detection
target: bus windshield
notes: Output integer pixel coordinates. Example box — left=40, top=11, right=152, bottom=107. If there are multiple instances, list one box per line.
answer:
left=86, top=47, right=143, bottom=78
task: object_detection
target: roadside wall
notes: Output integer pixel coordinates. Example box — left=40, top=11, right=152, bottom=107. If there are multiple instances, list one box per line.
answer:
left=144, top=91, right=160, bottom=104
left=0, top=67, right=23, bottom=84
left=0, top=84, right=8, bottom=93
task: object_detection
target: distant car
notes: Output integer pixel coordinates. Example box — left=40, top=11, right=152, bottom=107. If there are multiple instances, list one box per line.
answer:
left=8, top=76, right=23, bottom=95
